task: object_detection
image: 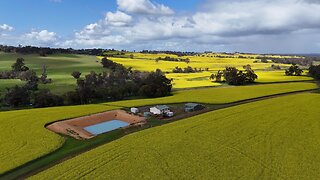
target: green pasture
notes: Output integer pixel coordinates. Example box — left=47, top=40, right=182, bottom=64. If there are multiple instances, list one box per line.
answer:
left=0, top=53, right=103, bottom=94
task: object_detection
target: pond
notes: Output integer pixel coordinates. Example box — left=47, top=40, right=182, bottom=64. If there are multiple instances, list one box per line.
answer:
left=84, top=120, right=130, bottom=135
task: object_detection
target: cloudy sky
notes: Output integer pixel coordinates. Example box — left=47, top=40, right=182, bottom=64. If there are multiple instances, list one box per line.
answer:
left=0, top=0, right=320, bottom=53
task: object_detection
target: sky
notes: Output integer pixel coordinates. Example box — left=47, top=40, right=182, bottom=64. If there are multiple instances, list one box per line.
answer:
left=0, top=0, right=320, bottom=53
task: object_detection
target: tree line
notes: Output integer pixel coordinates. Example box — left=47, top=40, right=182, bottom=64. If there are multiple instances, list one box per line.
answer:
left=156, top=56, right=190, bottom=63
left=172, top=66, right=209, bottom=73
left=257, top=56, right=319, bottom=66
left=0, top=45, right=122, bottom=56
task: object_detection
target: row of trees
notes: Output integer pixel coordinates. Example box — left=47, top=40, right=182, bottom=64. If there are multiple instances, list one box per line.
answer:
left=210, top=65, right=258, bottom=85
left=258, top=56, right=318, bottom=66
left=68, top=58, right=172, bottom=104
left=156, top=56, right=190, bottom=63
left=140, top=50, right=197, bottom=57
left=172, top=66, right=209, bottom=73
left=0, top=45, right=119, bottom=56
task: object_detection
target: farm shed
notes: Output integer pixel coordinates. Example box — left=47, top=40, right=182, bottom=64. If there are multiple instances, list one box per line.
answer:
left=185, top=103, right=205, bottom=112
left=130, top=107, right=139, bottom=114
left=150, top=105, right=170, bottom=115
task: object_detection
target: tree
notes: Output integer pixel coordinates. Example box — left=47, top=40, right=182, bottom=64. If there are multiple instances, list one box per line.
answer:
left=101, top=57, right=112, bottom=68
left=139, top=69, right=172, bottom=97
left=271, top=64, right=281, bottom=70
left=64, top=91, right=82, bottom=105
left=18, top=70, right=38, bottom=82
left=39, top=64, right=52, bottom=84
left=222, top=66, right=258, bottom=85
left=33, top=90, right=64, bottom=108
left=285, top=65, right=303, bottom=76
left=71, top=71, right=82, bottom=79
left=210, top=70, right=223, bottom=82
left=309, top=65, right=320, bottom=79
left=18, top=70, right=39, bottom=91
left=11, top=58, right=29, bottom=72
left=4, top=85, right=31, bottom=107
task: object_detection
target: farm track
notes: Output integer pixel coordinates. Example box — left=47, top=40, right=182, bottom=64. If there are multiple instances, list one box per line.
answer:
left=1, top=83, right=319, bottom=180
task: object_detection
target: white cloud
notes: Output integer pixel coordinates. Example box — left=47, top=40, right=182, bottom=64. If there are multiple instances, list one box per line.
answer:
left=2, top=0, right=315, bottom=53
left=24, top=30, right=57, bottom=42
left=0, top=24, right=14, bottom=32
left=117, top=0, right=174, bottom=15
left=105, top=11, right=132, bottom=26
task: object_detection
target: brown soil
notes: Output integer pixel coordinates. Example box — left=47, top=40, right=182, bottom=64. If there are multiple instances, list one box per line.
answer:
left=46, top=110, right=146, bottom=140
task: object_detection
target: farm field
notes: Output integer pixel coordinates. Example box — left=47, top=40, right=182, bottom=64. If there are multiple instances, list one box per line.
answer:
left=100, top=53, right=307, bottom=89
left=0, top=52, right=307, bottom=91
left=106, top=82, right=317, bottom=107
left=0, top=104, right=117, bottom=174
left=167, top=71, right=313, bottom=89
left=0, top=82, right=316, bottom=175
left=31, top=93, right=320, bottom=179
left=0, top=53, right=103, bottom=94
left=108, top=55, right=285, bottom=72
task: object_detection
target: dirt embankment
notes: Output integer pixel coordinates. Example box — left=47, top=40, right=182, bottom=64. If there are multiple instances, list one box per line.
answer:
left=47, top=110, right=146, bottom=140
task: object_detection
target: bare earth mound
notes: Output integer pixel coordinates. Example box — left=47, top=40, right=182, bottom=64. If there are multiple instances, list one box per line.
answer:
left=46, top=110, right=146, bottom=139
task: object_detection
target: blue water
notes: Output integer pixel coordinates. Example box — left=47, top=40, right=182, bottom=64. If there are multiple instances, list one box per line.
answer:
left=84, top=120, right=129, bottom=135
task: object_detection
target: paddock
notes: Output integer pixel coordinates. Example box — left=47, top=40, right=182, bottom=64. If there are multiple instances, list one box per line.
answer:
left=46, top=110, right=146, bottom=140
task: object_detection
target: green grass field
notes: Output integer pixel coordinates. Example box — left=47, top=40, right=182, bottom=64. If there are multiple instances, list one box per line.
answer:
left=0, top=82, right=316, bottom=174
left=31, top=93, right=320, bottom=179
left=0, top=53, right=103, bottom=94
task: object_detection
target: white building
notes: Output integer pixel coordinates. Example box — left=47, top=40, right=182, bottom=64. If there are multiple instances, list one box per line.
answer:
left=150, top=105, right=170, bottom=115
left=130, top=107, right=139, bottom=114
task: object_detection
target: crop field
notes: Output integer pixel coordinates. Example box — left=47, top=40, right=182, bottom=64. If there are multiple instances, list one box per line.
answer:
left=106, top=82, right=317, bottom=107
left=167, top=71, right=312, bottom=89
left=255, top=71, right=313, bottom=83
left=99, top=53, right=307, bottom=89
left=0, top=82, right=316, bottom=174
left=31, top=93, right=320, bottom=179
left=0, top=52, right=306, bottom=91
left=107, top=56, right=280, bottom=72
left=0, top=104, right=117, bottom=174
left=0, top=53, right=103, bottom=94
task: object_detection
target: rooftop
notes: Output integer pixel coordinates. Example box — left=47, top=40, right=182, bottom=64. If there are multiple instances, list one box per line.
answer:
left=185, top=103, right=200, bottom=107
left=155, top=105, right=170, bottom=110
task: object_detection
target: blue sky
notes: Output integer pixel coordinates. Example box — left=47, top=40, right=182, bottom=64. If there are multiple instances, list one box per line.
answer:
left=0, top=0, right=320, bottom=53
